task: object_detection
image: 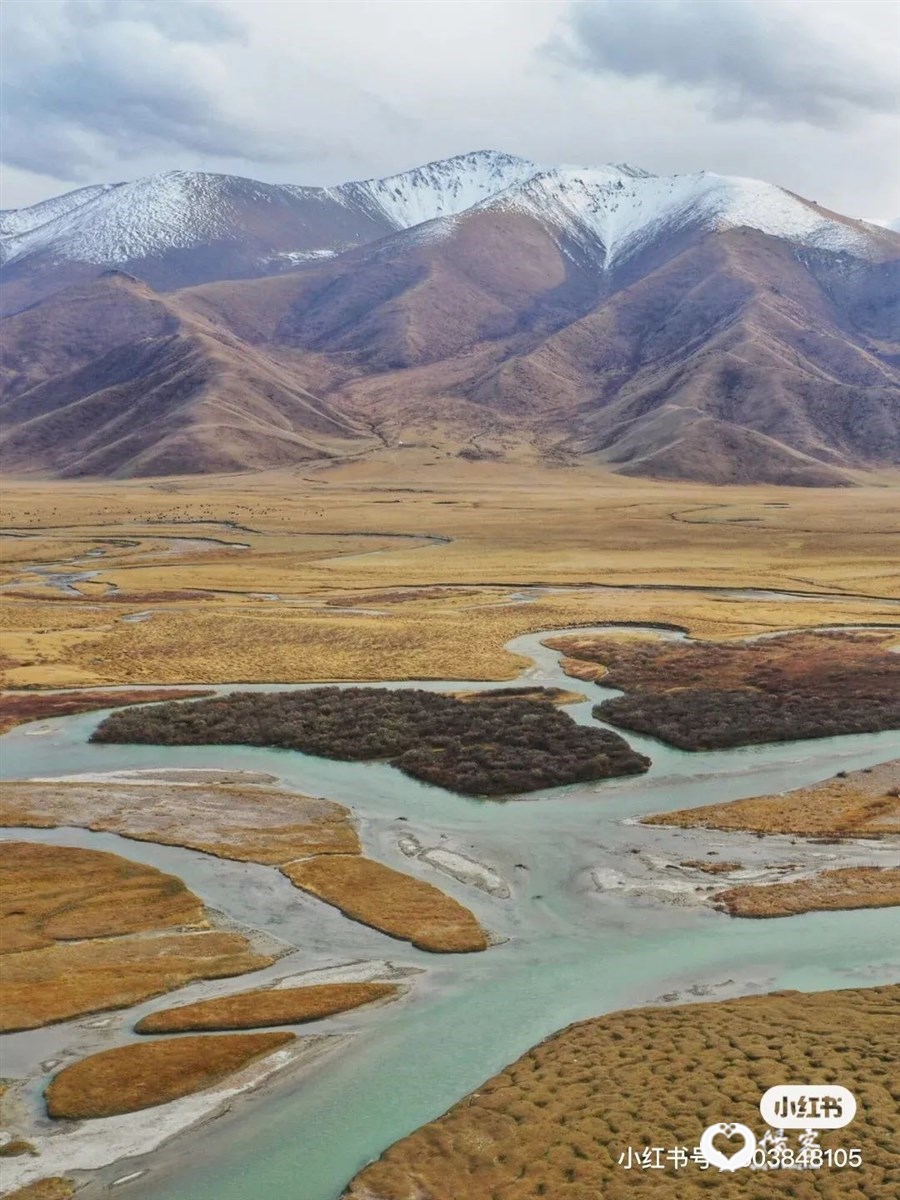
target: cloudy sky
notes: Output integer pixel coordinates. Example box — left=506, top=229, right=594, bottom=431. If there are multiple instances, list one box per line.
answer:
left=2, top=0, right=898, bottom=218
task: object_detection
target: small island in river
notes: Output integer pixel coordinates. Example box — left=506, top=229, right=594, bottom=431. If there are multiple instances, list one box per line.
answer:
left=547, top=630, right=900, bottom=749
left=90, top=686, right=650, bottom=795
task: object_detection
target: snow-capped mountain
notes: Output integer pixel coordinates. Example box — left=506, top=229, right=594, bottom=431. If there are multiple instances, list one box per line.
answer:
left=1, top=172, right=366, bottom=268
left=0, top=151, right=551, bottom=311
left=478, top=167, right=876, bottom=268
left=1, top=151, right=536, bottom=272
left=0, top=183, right=118, bottom=241
left=2, top=150, right=887, bottom=300
left=2, top=150, right=897, bottom=485
left=341, top=150, right=537, bottom=229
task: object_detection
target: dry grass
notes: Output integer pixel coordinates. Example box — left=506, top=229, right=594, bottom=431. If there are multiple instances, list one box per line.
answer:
left=326, top=587, right=500, bottom=607
left=0, top=841, right=205, bottom=955
left=0, top=841, right=273, bottom=1032
left=714, top=866, right=900, bottom=918
left=2, top=931, right=274, bottom=1033
left=558, top=655, right=607, bottom=682
left=44, top=1032, right=295, bottom=1119
left=1, top=466, right=898, bottom=688
left=6, top=588, right=894, bottom=689
left=0, top=687, right=214, bottom=734
left=646, top=761, right=900, bottom=838
left=135, top=982, right=398, bottom=1032
left=0, top=1137, right=36, bottom=1157
left=4, top=1180, right=76, bottom=1200
left=0, top=779, right=361, bottom=865
left=282, top=855, right=489, bottom=953
left=344, top=983, right=900, bottom=1199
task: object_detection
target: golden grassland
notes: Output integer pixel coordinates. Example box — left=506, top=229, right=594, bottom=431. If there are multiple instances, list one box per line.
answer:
left=283, top=855, right=489, bottom=953
left=714, top=867, right=900, bottom=918
left=344, top=983, right=900, bottom=1200
left=0, top=779, right=361, bottom=864
left=4, top=589, right=897, bottom=689
left=44, top=1032, right=295, bottom=1120
left=4, top=1180, right=76, bottom=1200
left=0, top=686, right=214, bottom=735
left=1, top=463, right=898, bottom=687
left=3, top=931, right=275, bottom=1033
left=0, top=842, right=273, bottom=1032
left=135, top=982, right=398, bottom=1033
left=0, top=780, right=487, bottom=963
left=646, top=760, right=900, bottom=838
left=0, top=840, right=205, bottom=955
left=557, top=655, right=607, bottom=682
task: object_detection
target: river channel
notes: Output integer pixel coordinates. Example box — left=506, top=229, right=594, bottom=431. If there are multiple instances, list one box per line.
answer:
left=1, top=625, right=898, bottom=1200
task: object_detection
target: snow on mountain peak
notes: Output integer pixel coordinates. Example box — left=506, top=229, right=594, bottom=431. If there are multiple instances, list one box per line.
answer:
left=1, top=170, right=311, bottom=266
left=340, top=150, right=539, bottom=229
left=0, top=152, right=886, bottom=276
left=481, top=167, right=876, bottom=267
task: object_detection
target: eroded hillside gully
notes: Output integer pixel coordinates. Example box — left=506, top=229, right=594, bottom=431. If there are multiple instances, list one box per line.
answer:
left=1, top=621, right=898, bottom=1200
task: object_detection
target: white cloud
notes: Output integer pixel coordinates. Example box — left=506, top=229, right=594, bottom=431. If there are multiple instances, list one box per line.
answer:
left=1, top=0, right=897, bottom=221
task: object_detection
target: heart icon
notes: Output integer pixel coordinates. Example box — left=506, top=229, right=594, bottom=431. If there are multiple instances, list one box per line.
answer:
left=699, top=1122, right=756, bottom=1172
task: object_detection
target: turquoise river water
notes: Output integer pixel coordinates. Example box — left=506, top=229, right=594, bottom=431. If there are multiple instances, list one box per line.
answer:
left=1, top=625, right=898, bottom=1200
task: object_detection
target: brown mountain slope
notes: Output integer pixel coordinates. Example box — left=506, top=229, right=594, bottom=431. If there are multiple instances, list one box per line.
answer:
left=256, top=216, right=899, bottom=481
left=0, top=273, right=177, bottom=397
left=0, top=174, right=396, bottom=317
left=1, top=211, right=898, bottom=482
left=0, top=274, right=374, bottom=477
left=519, top=229, right=900, bottom=481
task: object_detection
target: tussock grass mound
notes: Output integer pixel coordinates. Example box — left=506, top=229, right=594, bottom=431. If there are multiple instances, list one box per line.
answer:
left=647, top=760, right=900, bottom=838
left=136, top=981, right=397, bottom=1032
left=0, top=842, right=273, bottom=1032
left=45, top=1032, right=295, bottom=1119
left=715, top=866, right=900, bottom=917
left=0, top=841, right=204, bottom=955
left=283, top=856, right=488, bottom=953
left=344, top=984, right=899, bottom=1199
left=3, top=931, right=275, bottom=1034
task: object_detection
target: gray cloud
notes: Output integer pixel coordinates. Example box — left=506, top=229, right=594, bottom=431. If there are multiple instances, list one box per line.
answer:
left=554, top=0, right=897, bottom=126
left=0, top=0, right=302, bottom=181
left=0, top=0, right=896, bottom=221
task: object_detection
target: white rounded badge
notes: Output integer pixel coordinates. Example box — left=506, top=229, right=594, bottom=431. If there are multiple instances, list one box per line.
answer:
left=759, top=1085, right=856, bottom=1129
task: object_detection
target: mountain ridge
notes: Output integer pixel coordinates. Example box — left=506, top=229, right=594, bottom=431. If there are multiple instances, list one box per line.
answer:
left=4, top=150, right=893, bottom=301
left=1, top=151, right=898, bottom=484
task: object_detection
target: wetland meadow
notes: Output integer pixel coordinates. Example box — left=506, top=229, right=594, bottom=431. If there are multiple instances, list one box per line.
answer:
left=1, top=463, right=898, bottom=1200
